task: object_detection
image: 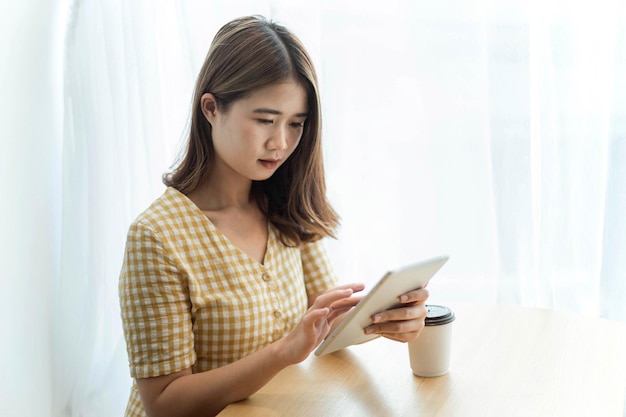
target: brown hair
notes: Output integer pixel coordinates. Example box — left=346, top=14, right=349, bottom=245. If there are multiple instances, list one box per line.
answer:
left=163, top=15, right=338, bottom=245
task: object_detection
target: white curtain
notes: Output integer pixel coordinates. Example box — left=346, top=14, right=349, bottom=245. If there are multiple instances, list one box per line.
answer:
left=1, top=0, right=625, bottom=416
left=1, top=1, right=65, bottom=416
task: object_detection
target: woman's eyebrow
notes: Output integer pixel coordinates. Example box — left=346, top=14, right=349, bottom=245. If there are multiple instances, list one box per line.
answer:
left=252, top=108, right=308, bottom=117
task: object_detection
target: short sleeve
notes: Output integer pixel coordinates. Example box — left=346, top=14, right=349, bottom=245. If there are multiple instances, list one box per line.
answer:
left=119, top=220, right=196, bottom=379
left=300, top=238, right=338, bottom=295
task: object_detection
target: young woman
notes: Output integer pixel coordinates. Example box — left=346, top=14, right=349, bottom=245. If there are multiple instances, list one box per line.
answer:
left=119, top=15, right=429, bottom=417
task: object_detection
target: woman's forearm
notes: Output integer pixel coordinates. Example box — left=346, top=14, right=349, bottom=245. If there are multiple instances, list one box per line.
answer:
left=138, top=339, right=292, bottom=417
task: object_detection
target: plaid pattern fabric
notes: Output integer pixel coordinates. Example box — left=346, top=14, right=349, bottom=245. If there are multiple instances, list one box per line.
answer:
left=119, top=187, right=337, bottom=416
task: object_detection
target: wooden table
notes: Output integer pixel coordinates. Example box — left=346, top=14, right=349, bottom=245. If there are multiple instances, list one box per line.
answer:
left=218, top=304, right=626, bottom=417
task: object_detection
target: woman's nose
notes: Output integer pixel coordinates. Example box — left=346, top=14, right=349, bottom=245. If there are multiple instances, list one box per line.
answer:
left=268, top=126, right=288, bottom=150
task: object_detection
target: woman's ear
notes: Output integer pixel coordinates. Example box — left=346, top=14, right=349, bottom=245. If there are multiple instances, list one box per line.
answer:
left=200, top=93, right=218, bottom=124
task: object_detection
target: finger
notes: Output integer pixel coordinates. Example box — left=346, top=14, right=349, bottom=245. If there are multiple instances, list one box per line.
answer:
left=325, top=304, right=357, bottom=323
left=329, top=294, right=364, bottom=310
left=308, top=283, right=365, bottom=309
left=398, top=287, right=430, bottom=304
left=324, top=294, right=365, bottom=322
left=298, top=307, right=333, bottom=347
left=312, top=288, right=354, bottom=309
left=371, top=304, right=427, bottom=324
left=305, top=306, right=331, bottom=321
left=300, top=307, right=330, bottom=330
left=326, top=307, right=351, bottom=323
left=328, top=282, right=366, bottom=294
left=364, top=317, right=425, bottom=336
left=380, top=331, right=421, bottom=343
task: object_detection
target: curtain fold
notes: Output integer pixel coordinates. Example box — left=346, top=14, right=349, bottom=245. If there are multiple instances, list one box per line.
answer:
left=487, top=2, right=626, bottom=316
left=600, top=20, right=626, bottom=324
left=2, top=1, right=623, bottom=416
left=1, top=1, right=65, bottom=416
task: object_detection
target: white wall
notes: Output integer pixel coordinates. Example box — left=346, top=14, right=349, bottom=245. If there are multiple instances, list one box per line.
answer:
left=0, top=1, right=65, bottom=415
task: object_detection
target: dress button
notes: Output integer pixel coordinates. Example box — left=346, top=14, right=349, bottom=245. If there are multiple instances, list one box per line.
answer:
left=262, top=272, right=272, bottom=282
left=273, top=310, right=282, bottom=319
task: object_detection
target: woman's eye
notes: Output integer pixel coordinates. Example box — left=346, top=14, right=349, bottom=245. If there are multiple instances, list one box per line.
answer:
left=258, top=119, right=274, bottom=125
left=290, top=122, right=305, bottom=128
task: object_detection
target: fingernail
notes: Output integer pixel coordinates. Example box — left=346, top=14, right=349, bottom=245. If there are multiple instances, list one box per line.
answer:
left=372, top=314, right=381, bottom=323
left=400, top=295, right=408, bottom=302
left=364, top=326, right=374, bottom=334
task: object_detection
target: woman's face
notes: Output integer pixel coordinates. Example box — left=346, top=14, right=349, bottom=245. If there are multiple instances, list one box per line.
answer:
left=202, top=80, right=308, bottom=183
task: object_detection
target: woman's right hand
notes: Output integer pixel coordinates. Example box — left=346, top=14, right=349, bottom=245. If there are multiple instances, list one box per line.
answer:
left=276, top=283, right=364, bottom=364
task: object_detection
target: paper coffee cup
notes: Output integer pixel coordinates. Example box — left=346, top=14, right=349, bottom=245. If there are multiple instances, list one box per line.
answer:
left=408, top=305, right=455, bottom=377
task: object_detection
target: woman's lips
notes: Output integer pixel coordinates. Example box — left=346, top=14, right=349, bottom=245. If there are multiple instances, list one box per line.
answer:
left=259, top=159, right=280, bottom=169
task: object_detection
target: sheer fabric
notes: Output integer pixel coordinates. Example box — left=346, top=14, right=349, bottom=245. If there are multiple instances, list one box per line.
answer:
left=1, top=1, right=65, bottom=416
left=2, top=0, right=625, bottom=415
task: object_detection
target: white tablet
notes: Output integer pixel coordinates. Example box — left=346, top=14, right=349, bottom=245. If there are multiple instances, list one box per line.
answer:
left=314, top=255, right=449, bottom=356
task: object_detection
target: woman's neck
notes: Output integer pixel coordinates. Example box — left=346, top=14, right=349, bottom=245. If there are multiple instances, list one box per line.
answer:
left=188, top=173, right=253, bottom=212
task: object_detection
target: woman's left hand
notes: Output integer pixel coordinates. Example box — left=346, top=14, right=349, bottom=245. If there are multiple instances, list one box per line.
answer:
left=363, top=286, right=429, bottom=343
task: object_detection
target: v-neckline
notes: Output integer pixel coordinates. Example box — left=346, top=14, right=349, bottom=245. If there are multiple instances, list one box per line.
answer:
left=205, top=217, right=272, bottom=267
left=173, top=188, right=272, bottom=267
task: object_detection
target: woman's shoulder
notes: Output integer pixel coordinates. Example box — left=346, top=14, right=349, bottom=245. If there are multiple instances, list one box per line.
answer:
left=130, top=187, right=202, bottom=235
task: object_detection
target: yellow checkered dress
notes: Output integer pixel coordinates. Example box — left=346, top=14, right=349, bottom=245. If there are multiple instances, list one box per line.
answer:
left=119, top=187, right=338, bottom=416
